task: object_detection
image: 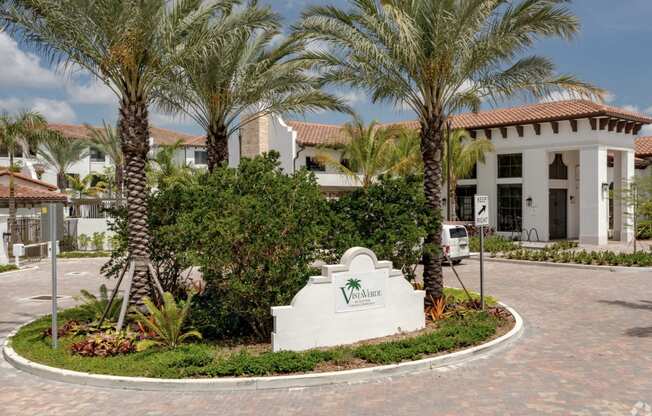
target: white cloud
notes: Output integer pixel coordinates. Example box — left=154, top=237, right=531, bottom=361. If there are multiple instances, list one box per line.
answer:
left=65, top=78, right=117, bottom=106
left=336, top=90, right=366, bottom=105
left=645, top=106, right=652, bottom=114
left=0, top=97, right=76, bottom=123
left=0, top=33, right=58, bottom=88
left=642, top=124, right=652, bottom=136
left=150, top=110, right=194, bottom=127
left=623, top=105, right=640, bottom=113
left=540, top=89, right=611, bottom=104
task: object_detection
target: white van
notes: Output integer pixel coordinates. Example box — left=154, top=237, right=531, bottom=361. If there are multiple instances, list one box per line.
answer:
left=442, top=224, right=470, bottom=265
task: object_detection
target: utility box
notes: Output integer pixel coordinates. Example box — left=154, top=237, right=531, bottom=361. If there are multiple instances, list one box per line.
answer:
left=40, top=204, right=64, bottom=241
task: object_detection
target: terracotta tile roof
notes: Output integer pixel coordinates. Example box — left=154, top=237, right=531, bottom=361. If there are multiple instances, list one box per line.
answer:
left=0, top=170, right=58, bottom=190
left=48, top=124, right=205, bottom=147
left=635, top=136, right=652, bottom=158
left=288, top=100, right=652, bottom=147
left=450, top=100, right=652, bottom=129
left=0, top=184, right=67, bottom=202
left=286, top=121, right=349, bottom=147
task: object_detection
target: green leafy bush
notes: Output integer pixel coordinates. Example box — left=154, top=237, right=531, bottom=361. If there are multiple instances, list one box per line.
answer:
left=167, top=153, right=330, bottom=340
left=91, top=232, right=106, bottom=251
left=0, top=264, right=19, bottom=273
left=469, top=235, right=516, bottom=253
left=326, top=175, right=439, bottom=281
left=77, top=234, right=91, bottom=251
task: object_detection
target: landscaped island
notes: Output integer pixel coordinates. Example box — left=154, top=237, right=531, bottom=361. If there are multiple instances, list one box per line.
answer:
left=9, top=288, right=513, bottom=378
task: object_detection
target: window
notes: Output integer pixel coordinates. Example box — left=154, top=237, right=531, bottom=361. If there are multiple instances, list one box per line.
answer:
left=194, top=149, right=208, bottom=165
left=549, top=153, right=568, bottom=180
left=448, top=227, right=468, bottom=239
left=90, top=147, right=105, bottom=162
left=455, top=185, right=476, bottom=222
left=305, top=156, right=325, bottom=172
left=497, top=153, right=522, bottom=178
left=497, top=184, right=522, bottom=232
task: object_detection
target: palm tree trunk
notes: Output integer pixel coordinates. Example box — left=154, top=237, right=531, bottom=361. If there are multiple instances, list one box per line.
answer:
left=8, top=153, right=19, bottom=247
left=420, top=116, right=445, bottom=303
left=450, top=178, right=458, bottom=221
left=118, top=98, right=152, bottom=307
left=56, top=172, right=66, bottom=190
left=115, top=164, right=124, bottom=200
left=206, top=124, right=228, bottom=173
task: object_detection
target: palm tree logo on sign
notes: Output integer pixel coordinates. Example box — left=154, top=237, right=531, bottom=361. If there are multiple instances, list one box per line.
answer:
left=339, top=277, right=382, bottom=308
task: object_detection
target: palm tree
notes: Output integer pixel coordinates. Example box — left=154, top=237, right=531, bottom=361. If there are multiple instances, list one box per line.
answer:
left=66, top=173, right=107, bottom=199
left=147, top=141, right=194, bottom=189
left=154, top=1, right=348, bottom=172
left=296, top=0, right=602, bottom=301
left=1, top=0, right=229, bottom=305
left=315, top=118, right=419, bottom=188
left=443, top=129, right=494, bottom=221
left=0, top=110, right=47, bottom=246
left=37, top=132, right=88, bottom=191
left=86, top=122, right=123, bottom=198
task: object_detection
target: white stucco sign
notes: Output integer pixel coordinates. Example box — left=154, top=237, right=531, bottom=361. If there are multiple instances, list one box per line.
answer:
left=271, top=247, right=425, bottom=352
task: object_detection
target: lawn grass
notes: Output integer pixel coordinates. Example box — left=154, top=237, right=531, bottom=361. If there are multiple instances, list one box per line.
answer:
left=0, top=264, right=19, bottom=273
left=10, top=292, right=505, bottom=378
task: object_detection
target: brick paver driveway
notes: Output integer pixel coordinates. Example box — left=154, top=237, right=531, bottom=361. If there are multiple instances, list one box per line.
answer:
left=1, top=258, right=651, bottom=415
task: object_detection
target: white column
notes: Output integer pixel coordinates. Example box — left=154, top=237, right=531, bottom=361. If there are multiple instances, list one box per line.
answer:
left=616, top=150, right=636, bottom=243
left=579, top=146, right=608, bottom=245
left=522, top=149, right=549, bottom=241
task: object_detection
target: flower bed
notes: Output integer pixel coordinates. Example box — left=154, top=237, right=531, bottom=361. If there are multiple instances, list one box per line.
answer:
left=498, top=242, right=652, bottom=267
left=9, top=289, right=512, bottom=379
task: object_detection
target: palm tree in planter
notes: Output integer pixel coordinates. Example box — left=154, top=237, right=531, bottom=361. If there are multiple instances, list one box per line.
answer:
left=37, top=132, right=87, bottom=191
left=1, top=0, right=231, bottom=305
left=443, top=129, right=494, bottom=221
left=0, top=110, right=47, bottom=246
left=154, top=1, right=349, bottom=172
left=296, top=0, right=602, bottom=301
left=315, top=118, right=419, bottom=188
left=86, top=122, right=123, bottom=198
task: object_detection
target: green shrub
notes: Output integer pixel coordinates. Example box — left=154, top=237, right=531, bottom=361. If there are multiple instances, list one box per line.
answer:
left=469, top=235, right=517, bottom=253
left=0, top=263, right=19, bottom=273
left=169, top=153, right=330, bottom=341
left=77, top=234, right=91, bottom=251
left=91, top=232, right=106, bottom=251
left=326, top=175, right=439, bottom=281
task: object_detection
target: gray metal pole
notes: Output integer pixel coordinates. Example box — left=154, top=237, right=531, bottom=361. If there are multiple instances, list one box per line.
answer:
left=480, top=225, right=485, bottom=310
left=50, top=203, right=58, bottom=349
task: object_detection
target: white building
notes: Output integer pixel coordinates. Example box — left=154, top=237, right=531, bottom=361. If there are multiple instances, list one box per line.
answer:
left=234, top=100, right=652, bottom=245
left=0, top=123, right=209, bottom=188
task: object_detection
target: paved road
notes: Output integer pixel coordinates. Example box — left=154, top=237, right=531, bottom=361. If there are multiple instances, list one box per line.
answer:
left=1, top=258, right=651, bottom=416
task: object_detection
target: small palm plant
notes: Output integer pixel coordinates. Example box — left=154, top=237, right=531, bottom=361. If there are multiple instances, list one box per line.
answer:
left=131, top=292, right=201, bottom=351
left=76, top=284, right=121, bottom=323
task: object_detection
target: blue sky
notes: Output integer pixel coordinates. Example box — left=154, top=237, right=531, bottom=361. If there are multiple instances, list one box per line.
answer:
left=1, top=0, right=651, bottom=136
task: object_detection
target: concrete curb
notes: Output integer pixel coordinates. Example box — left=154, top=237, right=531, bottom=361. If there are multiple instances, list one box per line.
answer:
left=2, top=303, right=523, bottom=392
left=469, top=255, right=652, bottom=273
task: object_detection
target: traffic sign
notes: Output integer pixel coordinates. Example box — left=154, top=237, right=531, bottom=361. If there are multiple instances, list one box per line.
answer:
left=474, top=195, right=489, bottom=227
